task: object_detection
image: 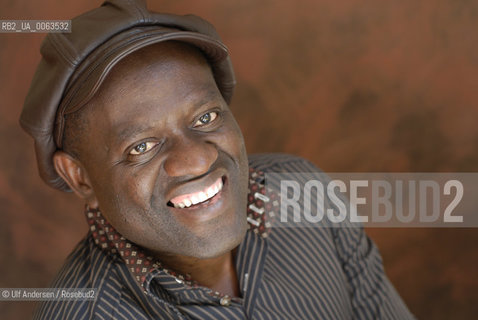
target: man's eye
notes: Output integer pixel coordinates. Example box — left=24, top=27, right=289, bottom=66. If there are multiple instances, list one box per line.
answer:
left=194, top=111, right=218, bottom=127
left=129, top=142, right=157, bottom=155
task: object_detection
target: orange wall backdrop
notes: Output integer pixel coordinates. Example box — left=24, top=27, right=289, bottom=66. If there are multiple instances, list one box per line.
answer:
left=1, top=0, right=478, bottom=319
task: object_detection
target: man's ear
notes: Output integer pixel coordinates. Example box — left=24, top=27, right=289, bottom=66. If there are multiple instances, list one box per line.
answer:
left=53, top=151, right=99, bottom=208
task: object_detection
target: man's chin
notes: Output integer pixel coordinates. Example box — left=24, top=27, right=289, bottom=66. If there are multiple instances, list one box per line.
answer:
left=180, top=220, right=248, bottom=260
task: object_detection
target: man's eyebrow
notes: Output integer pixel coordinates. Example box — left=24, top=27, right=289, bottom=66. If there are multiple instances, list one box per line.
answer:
left=114, top=89, right=220, bottom=143
left=115, top=124, right=157, bottom=144
left=193, top=89, right=222, bottom=107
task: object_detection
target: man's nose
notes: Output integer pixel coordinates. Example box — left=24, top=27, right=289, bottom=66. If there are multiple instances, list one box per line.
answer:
left=163, top=135, right=218, bottom=178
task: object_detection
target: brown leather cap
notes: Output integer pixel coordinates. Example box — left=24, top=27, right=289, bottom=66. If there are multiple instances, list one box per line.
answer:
left=19, top=0, right=236, bottom=192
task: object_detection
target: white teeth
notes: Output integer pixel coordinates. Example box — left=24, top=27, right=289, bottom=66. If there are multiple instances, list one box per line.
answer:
left=198, top=192, right=207, bottom=202
left=206, top=187, right=215, bottom=198
left=171, top=178, right=224, bottom=208
left=190, top=195, right=199, bottom=205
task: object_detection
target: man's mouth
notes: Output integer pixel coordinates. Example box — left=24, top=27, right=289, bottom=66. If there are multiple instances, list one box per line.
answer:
left=168, top=177, right=224, bottom=209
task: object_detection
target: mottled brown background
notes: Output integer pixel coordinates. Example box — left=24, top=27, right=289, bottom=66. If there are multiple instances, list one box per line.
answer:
left=1, top=0, right=478, bottom=319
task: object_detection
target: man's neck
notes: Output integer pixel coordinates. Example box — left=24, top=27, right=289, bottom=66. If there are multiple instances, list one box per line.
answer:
left=158, top=249, right=240, bottom=297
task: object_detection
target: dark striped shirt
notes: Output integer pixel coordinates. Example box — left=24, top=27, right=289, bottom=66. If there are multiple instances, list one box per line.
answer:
left=33, top=154, right=414, bottom=319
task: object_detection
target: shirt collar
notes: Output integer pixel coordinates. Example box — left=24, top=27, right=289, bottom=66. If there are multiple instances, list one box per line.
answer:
left=85, top=167, right=279, bottom=292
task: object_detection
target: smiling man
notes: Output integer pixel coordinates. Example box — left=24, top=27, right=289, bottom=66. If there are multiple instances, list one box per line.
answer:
left=55, top=41, right=250, bottom=299
left=21, top=0, right=414, bottom=319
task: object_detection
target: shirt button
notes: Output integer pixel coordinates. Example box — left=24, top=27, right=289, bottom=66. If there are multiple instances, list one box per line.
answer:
left=220, top=295, right=231, bottom=306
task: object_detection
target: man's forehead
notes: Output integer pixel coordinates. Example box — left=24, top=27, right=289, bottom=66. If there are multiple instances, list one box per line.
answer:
left=94, top=41, right=212, bottom=98
left=83, top=43, right=222, bottom=138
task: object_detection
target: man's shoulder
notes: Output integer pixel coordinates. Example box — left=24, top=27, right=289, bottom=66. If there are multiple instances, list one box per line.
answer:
left=51, top=235, right=120, bottom=287
left=248, top=153, right=322, bottom=173
left=33, top=235, right=125, bottom=319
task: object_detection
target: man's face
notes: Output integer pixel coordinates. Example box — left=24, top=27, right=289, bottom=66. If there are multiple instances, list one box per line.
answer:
left=74, top=42, right=249, bottom=259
